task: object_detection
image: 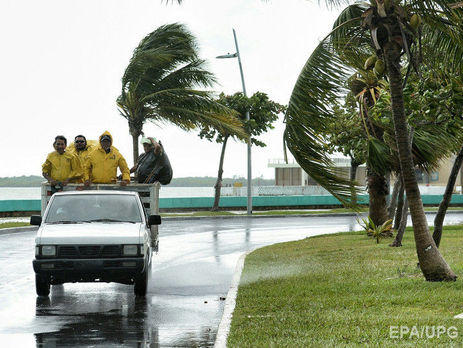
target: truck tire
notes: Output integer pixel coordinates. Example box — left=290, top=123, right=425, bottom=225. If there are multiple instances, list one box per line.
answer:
left=36, top=274, right=50, bottom=297
left=134, top=271, right=148, bottom=297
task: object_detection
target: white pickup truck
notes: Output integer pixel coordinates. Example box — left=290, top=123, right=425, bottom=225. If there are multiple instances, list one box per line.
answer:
left=31, top=186, right=161, bottom=297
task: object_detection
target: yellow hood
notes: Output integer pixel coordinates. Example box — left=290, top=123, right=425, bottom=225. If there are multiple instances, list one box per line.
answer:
left=99, top=130, right=113, bottom=144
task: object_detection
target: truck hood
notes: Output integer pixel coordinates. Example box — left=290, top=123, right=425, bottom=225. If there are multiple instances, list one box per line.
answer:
left=36, top=222, right=144, bottom=245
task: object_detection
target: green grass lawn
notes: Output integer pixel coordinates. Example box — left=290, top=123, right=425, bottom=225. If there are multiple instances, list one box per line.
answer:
left=0, top=222, right=30, bottom=229
left=228, top=225, right=463, bottom=347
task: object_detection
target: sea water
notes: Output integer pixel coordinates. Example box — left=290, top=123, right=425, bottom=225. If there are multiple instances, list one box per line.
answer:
left=0, top=187, right=216, bottom=200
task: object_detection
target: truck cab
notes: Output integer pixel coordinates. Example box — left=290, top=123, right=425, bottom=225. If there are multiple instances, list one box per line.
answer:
left=31, top=189, right=161, bottom=297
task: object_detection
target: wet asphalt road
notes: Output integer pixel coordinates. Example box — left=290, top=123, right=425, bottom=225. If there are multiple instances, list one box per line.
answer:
left=1, top=213, right=463, bottom=347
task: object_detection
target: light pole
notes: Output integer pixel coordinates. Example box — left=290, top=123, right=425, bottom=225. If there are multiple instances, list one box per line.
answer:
left=217, top=28, right=252, bottom=215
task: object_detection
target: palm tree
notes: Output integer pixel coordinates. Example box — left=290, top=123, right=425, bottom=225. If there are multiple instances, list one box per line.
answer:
left=285, top=2, right=463, bottom=280
left=118, top=23, right=244, bottom=164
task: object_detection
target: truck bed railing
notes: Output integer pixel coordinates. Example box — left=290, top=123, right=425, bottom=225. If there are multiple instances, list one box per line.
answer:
left=40, top=183, right=160, bottom=216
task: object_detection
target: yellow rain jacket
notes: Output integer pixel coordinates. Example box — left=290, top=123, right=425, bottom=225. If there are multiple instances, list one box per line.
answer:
left=42, top=151, right=83, bottom=183
left=66, top=140, right=97, bottom=169
left=84, top=131, right=131, bottom=184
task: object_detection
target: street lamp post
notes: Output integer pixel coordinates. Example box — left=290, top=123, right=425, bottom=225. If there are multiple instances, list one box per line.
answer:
left=217, top=28, right=252, bottom=215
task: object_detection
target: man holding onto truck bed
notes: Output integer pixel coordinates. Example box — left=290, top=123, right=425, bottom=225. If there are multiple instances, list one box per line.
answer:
left=130, top=136, right=173, bottom=185
left=42, top=135, right=83, bottom=187
left=84, top=131, right=131, bottom=186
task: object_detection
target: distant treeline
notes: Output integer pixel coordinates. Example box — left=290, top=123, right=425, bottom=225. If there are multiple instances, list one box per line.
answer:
left=0, top=175, right=44, bottom=187
left=0, top=175, right=275, bottom=187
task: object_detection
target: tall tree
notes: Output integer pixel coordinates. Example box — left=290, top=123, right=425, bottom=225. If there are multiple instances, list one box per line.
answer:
left=199, top=92, right=284, bottom=211
left=402, top=65, right=463, bottom=247
left=117, top=23, right=244, bottom=164
left=285, top=2, right=463, bottom=280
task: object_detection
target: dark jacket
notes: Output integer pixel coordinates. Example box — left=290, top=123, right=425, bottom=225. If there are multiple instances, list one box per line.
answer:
left=135, top=142, right=172, bottom=185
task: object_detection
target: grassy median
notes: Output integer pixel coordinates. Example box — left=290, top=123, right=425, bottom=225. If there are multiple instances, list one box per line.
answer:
left=0, top=222, right=29, bottom=229
left=228, top=225, right=463, bottom=347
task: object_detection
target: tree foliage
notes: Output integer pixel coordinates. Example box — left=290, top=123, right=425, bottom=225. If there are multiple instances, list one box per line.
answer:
left=198, top=91, right=284, bottom=211
left=199, top=92, right=285, bottom=146
left=285, top=0, right=463, bottom=280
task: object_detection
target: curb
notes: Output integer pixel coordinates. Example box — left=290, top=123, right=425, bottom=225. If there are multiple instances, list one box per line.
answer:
left=214, top=249, right=255, bottom=348
left=0, top=226, right=37, bottom=236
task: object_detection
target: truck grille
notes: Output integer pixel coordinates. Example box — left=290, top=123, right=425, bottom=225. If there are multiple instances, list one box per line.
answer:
left=57, top=245, right=123, bottom=258
left=79, top=246, right=100, bottom=256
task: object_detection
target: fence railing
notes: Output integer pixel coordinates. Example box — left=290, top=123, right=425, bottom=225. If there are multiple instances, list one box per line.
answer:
left=221, top=185, right=366, bottom=197
left=220, top=185, right=458, bottom=197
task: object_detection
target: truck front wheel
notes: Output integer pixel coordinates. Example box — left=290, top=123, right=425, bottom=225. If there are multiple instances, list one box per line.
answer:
left=36, top=274, right=50, bottom=297
left=134, top=271, right=148, bottom=297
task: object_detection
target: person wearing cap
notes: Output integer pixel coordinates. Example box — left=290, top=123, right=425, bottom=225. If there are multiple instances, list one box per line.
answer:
left=42, top=135, right=83, bottom=187
left=130, top=136, right=172, bottom=184
left=84, top=131, right=131, bottom=186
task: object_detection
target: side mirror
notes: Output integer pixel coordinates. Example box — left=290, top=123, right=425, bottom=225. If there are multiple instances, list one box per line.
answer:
left=148, top=215, right=161, bottom=226
left=30, top=215, right=42, bottom=226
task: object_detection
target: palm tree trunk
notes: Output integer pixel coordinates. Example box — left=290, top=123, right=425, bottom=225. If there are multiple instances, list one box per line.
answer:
left=350, top=158, right=360, bottom=181
left=132, top=133, right=140, bottom=166
left=128, top=117, right=143, bottom=166
left=350, top=157, right=360, bottom=205
left=391, top=197, right=408, bottom=247
left=211, top=136, right=229, bottom=211
left=393, top=180, right=404, bottom=230
left=384, top=40, right=456, bottom=281
left=433, top=144, right=463, bottom=247
left=367, top=169, right=389, bottom=226
left=388, top=177, right=401, bottom=220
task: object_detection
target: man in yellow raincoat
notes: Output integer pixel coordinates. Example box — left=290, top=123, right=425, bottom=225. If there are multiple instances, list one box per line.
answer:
left=42, top=135, right=83, bottom=186
left=84, top=131, right=130, bottom=186
left=66, top=135, right=96, bottom=169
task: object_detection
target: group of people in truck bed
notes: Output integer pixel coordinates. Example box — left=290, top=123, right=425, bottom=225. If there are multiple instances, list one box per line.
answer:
left=42, top=131, right=172, bottom=189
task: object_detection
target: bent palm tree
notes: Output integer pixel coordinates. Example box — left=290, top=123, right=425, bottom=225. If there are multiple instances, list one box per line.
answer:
left=118, top=23, right=243, bottom=163
left=286, top=2, right=462, bottom=280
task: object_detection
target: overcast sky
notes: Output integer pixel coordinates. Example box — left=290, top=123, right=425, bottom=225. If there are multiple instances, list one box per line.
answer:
left=0, top=0, right=338, bottom=180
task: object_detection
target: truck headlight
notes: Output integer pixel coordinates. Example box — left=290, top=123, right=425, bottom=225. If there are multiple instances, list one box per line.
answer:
left=41, top=245, right=56, bottom=256
left=123, top=245, right=138, bottom=256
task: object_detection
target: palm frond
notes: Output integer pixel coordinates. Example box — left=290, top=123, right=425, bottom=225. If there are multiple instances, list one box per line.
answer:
left=330, top=4, right=370, bottom=68
left=148, top=59, right=217, bottom=92
left=118, top=22, right=245, bottom=143
left=285, top=36, right=359, bottom=204
left=422, top=23, right=463, bottom=73
left=122, top=23, right=200, bottom=91
left=144, top=88, right=246, bottom=138
left=412, top=127, right=458, bottom=171
left=367, top=137, right=392, bottom=175
left=412, top=0, right=463, bottom=73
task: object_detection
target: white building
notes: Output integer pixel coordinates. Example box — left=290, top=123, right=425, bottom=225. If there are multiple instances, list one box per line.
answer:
left=268, top=156, right=463, bottom=191
left=268, top=158, right=367, bottom=186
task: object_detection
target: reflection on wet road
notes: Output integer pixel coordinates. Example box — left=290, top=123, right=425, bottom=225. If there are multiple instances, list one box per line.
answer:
left=1, top=213, right=463, bottom=346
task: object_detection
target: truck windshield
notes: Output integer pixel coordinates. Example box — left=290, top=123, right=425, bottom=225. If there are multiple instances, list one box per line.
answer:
left=45, top=194, right=143, bottom=224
